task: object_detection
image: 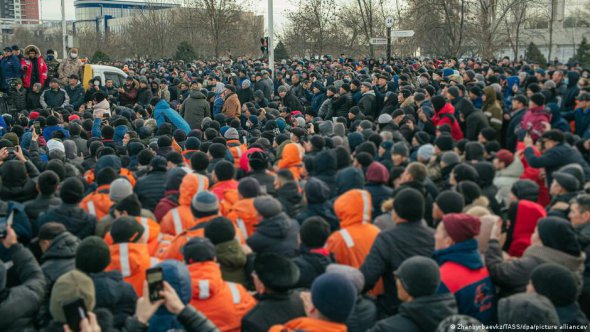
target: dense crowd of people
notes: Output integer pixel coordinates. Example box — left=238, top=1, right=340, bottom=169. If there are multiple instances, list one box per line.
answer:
left=0, top=43, right=590, bottom=332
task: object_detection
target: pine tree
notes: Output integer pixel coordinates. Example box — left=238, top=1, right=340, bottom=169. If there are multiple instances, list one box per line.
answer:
left=573, top=37, right=590, bottom=67
left=525, top=42, right=547, bottom=67
left=274, top=41, right=290, bottom=60
left=175, top=42, right=197, bottom=62
left=91, top=51, right=110, bottom=63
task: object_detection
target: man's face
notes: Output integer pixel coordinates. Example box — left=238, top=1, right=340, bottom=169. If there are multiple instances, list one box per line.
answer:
left=569, top=203, right=590, bottom=227
left=493, top=158, right=505, bottom=170
left=69, top=78, right=78, bottom=86
left=28, top=51, right=36, bottom=59
left=279, top=91, right=286, bottom=98
left=106, top=80, right=113, bottom=88
left=552, top=71, right=563, bottom=82
left=361, top=85, right=368, bottom=94
left=434, top=223, right=453, bottom=250
left=398, top=93, right=404, bottom=103
left=292, top=75, right=299, bottom=84
left=511, top=100, right=523, bottom=110
left=50, top=82, right=59, bottom=89
left=125, top=79, right=133, bottom=87
left=378, top=78, right=387, bottom=86
left=549, top=179, right=563, bottom=196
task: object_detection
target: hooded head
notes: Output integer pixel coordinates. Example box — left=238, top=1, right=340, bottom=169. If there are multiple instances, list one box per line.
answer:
left=149, top=260, right=192, bottom=329
left=334, top=189, right=372, bottom=227
left=335, top=166, right=364, bottom=195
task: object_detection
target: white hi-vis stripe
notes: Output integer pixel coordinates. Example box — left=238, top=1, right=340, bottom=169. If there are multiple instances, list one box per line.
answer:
left=491, top=118, right=503, bottom=125
left=360, top=191, right=370, bottom=224
left=236, top=147, right=243, bottom=159
left=198, top=280, right=210, bottom=299
left=172, top=208, right=182, bottom=235
left=87, top=201, right=96, bottom=216
left=196, top=174, right=206, bottom=193
left=296, top=144, right=305, bottom=159
left=236, top=218, right=248, bottom=240
left=228, top=282, right=241, bottom=304
left=120, top=243, right=131, bottom=277
left=340, top=229, right=354, bottom=248
left=140, top=217, right=149, bottom=243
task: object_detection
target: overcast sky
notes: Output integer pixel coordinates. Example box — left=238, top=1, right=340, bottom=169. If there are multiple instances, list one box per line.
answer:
left=41, top=0, right=295, bottom=32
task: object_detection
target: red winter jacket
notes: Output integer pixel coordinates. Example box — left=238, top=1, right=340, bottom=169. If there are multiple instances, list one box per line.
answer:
left=432, top=103, right=464, bottom=140
left=21, top=56, right=48, bottom=88
left=154, top=189, right=180, bottom=222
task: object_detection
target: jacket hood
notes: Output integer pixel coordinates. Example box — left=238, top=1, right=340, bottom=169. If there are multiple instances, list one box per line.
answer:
left=95, top=155, right=122, bottom=175
left=335, top=167, right=364, bottom=195
left=313, top=150, right=337, bottom=176
left=179, top=173, right=209, bottom=206
left=215, top=240, right=247, bottom=269
left=279, top=143, right=303, bottom=168
left=363, top=90, right=376, bottom=97
left=94, top=99, right=109, bottom=110
left=437, top=102, right=455, bottom=115
left=1, top=160, right=28, bottom=186
left=498, top=293, right=560, bottom=326
left=189, top=90, right=206, bottom=99
left=305, top=178, right=331, bottom=204
left=474, top=161, right=495, bottom=187
left=257, top=212, right=292, bottom=239
left=254, top=90, right=265, bottom=99
left=24, top=44, right=41, bottom=57
left=483, top=86, right=497, bottom=104
left=433, top=239, right=483, bottom=269
left=188, top=261, right=224, bottom=300
left=114, top=125, right=128, bottom=144
left=277, top=182, right=303, bottom=205
left=42, top=231, right=80, bottom=261
left=399, top=293, right=458, bottom=332
left=334, top=189, right=372, bottom=227
left=496, top=157, right=524, bottom=178
left=156, top=260, right=192, bottom=310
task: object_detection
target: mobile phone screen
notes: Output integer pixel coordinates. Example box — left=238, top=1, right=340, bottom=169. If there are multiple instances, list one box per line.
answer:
left=147, top=267, right=164, bottom=302
left=62, top=298, right=87, bottom=332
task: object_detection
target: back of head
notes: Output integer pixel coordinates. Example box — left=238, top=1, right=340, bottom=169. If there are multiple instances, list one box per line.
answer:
left=311, top=273, right=357, bottom=323
left=111, top=216, right=145, bottom=243
left=393, top=188, right=425, bottom=222
left=254, top=253, right=300, bottom=292
left=182, top=237, right=216, bottom=264
left=38, top=222, right=67, bottom=241
left=300, top=217, right=330, bottom=248
left=60, top=177, right=85, bottom=204
left=190, top=151, right=209, bottom=172
left=214, top=160, right=235, bottom=181
left=531, top=263, right=578, bottom=307
left=498, top=293, right=559, bottom=330
left=38, top=170, right=60, bottom=196
left=76, top=236, right=111, bottom=273
left=204, top=216, right=236, bottom=245
left=96, top=167, right=118, bottom=186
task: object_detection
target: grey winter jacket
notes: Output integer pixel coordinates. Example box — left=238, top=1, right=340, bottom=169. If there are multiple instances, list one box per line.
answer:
left=0, top=244, right=46, bottom=332
left=181, top=90, right=211, bottom=130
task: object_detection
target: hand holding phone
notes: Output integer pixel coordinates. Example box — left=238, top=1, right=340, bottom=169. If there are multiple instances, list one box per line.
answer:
left=62, top=297, right=87, bottom=332
left=146, top=267, right=164, bottom=302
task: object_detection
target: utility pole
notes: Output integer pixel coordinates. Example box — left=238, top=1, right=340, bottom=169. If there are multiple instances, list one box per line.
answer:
left=61, top=0, right=67, bottom=58
left=268, top=0, right=274, bottom=79
left=385, top=16, right=393, bottom=64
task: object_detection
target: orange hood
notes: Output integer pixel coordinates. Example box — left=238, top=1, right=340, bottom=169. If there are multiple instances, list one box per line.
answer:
left=334, top=189, right=372, bottom=227
left=270, top=317, right=347, bottom=332
left=179, top=173, right=209, bottom=206
left=188, top=261, right=225, bottom=300
left=278, top=143, right=304, bottom=169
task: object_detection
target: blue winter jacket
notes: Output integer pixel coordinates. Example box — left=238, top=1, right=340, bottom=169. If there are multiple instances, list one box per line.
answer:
left=311, top=92, right=326, bottom=115
left=148, top=260, right=192, bottom=332
left=154, top=99, right=191, bottom=134
left=42, top=125, right=70, bottom=141
left=434, top=239, right=497, bottom=324
left=563, top=106, right=590, bottom=138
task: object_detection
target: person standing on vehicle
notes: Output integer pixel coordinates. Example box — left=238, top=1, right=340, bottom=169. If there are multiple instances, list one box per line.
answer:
left=58, top=48, right=82, bottom=84
left=21, top=45, right=47, bottom=90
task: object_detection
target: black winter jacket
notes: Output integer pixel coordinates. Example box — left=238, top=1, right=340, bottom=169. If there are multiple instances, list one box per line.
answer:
left=276, top=182, right=304, bottom=218
left=134, top=169, right=167, bottom=211
left=347, top=296, right=378, bottom=332
left=91, top=270, right=137, bottom=328
left=0, top=244, right=46, bottom=332
left=248, top=169, right=276, bottom=196
left=24, top=194, right=61, bottom=227
left=524, top=143, right=590, bottom=186
left=361, top=221, right=435, bottom=316
left=241, top=291, right=305, bottom=332
left=292, top=249, right=333, bottom=289
left=37, top=203, right=97, bottom=240
left=247, top=212, right=300, bottom=258
left=369, top=293, right=458, bottom=332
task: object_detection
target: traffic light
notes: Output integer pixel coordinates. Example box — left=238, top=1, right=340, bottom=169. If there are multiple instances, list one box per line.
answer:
left=260, top=37, right=268, bottom=55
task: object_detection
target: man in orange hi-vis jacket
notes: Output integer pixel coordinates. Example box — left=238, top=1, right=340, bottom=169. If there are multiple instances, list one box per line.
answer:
left=160, top=172, right=209, bottom=236
left=277, top=142, right=305, bottom=181
left=210, top=161, right=239, bottom=216
left=226, top=177, right=261, bottom=240
left=183, top=237, right=256, bottom=332
left=80, top=167, right=116, bottom=220
left=106, top=216, right=157, bottom=296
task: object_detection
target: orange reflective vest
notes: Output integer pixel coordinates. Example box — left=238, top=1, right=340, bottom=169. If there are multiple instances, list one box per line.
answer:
left=104, top=216, right=170, bottom=256
left=106, top=242, right=157, bottom=296
left=277, top=143, right=304, bottom=180
left=227, top=140, right=247, bottom=168
left=226, top=198, right=258, bottom=240
left=160, top=173, right=210, bottom=236
left=80, top=184, right=112, bottom=220
left=84, top=168, right=136, bottom=187
left=210, top=180, right=239, bottom=216
left=188, top=261, right=256, bottom=332
left=326, top=189, right=383, bottom=295
left=269, top=317, right=347, bottom=332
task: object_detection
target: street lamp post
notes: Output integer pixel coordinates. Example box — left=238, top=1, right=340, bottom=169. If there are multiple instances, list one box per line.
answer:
left=61, top=0, right=67, bottom=58
left=267, top=0, right=274, bottom=79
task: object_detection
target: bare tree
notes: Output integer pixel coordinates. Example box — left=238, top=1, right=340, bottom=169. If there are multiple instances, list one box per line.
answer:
left=503, top=0, right=530, bottom=60
left=284, top=0, right=339, bottom=56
